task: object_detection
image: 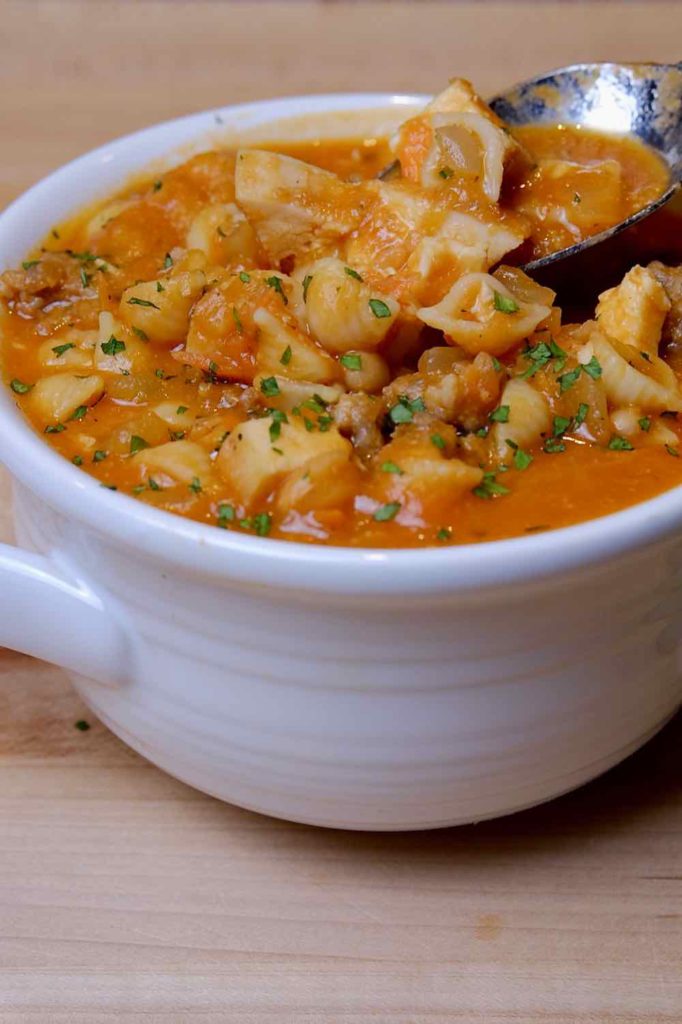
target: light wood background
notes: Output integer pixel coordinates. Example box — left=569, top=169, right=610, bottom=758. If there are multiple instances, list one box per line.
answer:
left=1, top=2, right=681, bottom=1020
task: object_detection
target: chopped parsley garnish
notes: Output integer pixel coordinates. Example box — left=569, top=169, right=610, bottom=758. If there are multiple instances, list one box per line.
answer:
left=176, top=405, right=188, bottom=415
left=93, top=449, right=108, bottom=463
left=163, top=253, right=173, bottom=269
left=491, top=356, right=502, bottom=373
left=639, top=416, right=651, bottom=432
left=369, top=298, right=392, bottom=319
left=640, top=351, right=652, bottom=363
left=436, top=527, right=452, bottom=541
left=489, top=404, right=510, bottom=423
left=152, top=180, right=163, bottom=192
left=132, top=326, right=149, bottom=341
left=217, top=502, right=236, bottom=526
left=665, top=443, right=680, bottom=457
left=430, top=433, right=446, bottom=450
left=265, top=275, right=288, bottom=305
left=518, top=341, right=553, bottom=379
left=232, top=306, right=243, bottom=333
left=340, top=353, right=362, bottom=371
left=10, top=378, right=33, bottom=394
left=253, top=513, right=272, bottom=536
left=608, top=435, right=634, bottom=451
left=344, top=266, right=363, bottom=281
left=548, top=338, right=568, bottom=373
left=188, top=477, right=202, bottom=494
left=505, top=439, right=533, bottom=470
left=552, top=415, right=571, bottom=437
left=543, top=437, right=566, bottom=453
left=69, top=250, right=97, bottom=263
left=101, top=335, right=126, bottom=356
left=156, top=281, right=165, bottom=293
left=302, top=274, right=313, bottom=302
left=373, top=501, right=401, bottom=522
left=473, top=473, right=510, bottom=499
left=475, top=425, right=489, bottom=438
left=573, top=192, right=581, bottom=204
left=301, top=394, right=328, bottom=414
left=45, top=423, right=65, bottom=433
left=280, top=345, right=292, bottom=366
left=68, top=405, right=88, bottom=421
left=169, top=430, right=185, bottom=441
left=130, top=435, right=150, bottom=454
left=80, top=268, right=91, bottom=288
left=52, top=342, right=75, bottom=357
left=493, top=290, right=519, bottom=314
left=239, top=271, right=251, bottom=283
left=389, top=395, right=425, bottom=425
left=381, top=461, right=403, bottom=474
left=148, top=477, right=161, bottom=491
left=269, top=409, right=288, bottom=443
left=71, top=454, right=83, bottom=466
left=582, top=355, right=603, bottom=380
left=438, top=166, right=454, bottom=179
left=127, top=296, right=160, bottom=309
left=260, top=376, right=280, bottom=397
left=557, top=366, right=582, bottom=392
left=573, top=403, right=589, bottom=429
left=21, top=260, right=39, bottom=270
left=74, top=719, right=90, bottom=732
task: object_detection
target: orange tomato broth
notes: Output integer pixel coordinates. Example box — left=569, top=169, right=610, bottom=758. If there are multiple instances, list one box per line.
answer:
left=1, top=127, right=681, bottom=549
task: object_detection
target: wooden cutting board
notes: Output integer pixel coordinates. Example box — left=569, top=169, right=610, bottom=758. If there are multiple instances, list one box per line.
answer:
left=0, top=2, right=681, bottom=1019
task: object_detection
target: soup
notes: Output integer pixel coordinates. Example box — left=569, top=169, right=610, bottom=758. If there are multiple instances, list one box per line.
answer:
left=1, top=77, right=681, bottom=547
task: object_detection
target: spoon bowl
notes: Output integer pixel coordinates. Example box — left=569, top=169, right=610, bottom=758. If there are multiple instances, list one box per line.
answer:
left=489, top=61, right=682, bottom=271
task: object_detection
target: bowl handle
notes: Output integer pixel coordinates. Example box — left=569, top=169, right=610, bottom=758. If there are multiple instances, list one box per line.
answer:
left=0, top=541, right=130, bottom=684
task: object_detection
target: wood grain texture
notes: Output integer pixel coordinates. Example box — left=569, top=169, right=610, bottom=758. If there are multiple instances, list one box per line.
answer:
left=0, top=2, right=681, bottom=1019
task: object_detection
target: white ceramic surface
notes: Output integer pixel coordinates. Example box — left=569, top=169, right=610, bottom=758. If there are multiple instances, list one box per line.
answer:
left=0, top=94, right=681, bottom=831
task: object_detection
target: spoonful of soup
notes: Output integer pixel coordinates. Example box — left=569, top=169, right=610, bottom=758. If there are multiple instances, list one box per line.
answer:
left=386, top=62, right=681, bottom=273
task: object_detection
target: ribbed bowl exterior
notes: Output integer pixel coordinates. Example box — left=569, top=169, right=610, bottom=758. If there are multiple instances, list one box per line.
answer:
left=16, top=484, right=682, bottom=829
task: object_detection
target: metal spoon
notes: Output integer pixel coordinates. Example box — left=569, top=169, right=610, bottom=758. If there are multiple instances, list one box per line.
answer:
left=381, top=62, right=681, bottom=274
left=489, top=61, right=682, bottom=272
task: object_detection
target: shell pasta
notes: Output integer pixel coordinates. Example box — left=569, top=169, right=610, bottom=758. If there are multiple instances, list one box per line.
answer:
left=1, top=77, right=681, bottom=548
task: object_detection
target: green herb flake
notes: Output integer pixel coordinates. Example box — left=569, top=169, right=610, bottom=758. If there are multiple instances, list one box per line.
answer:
left=438, top=166, right=454, bottom=179
left=74, top=719, right=90, bottom=732
left=232, top=306, right=244, bottom=334
left=260, top=376, right=280, bottom=397
left=389, top=395, right=425, bottom=425
left=188, top=477, right=202, bottom=494
left=344, top=266, right=363, bottom=282
left=152, top=180, right=163, bottom=192
left=131, top=484, right=146, bottom=495
left=252, top=512, right=272, bottom=537
left=608, top=435, right=634, bottom=451
left=156, top=281, right=165, bottom=293
left=518, top=341, right=552, bottom=379
left=132, top=326, right=149, bottom=341
left=381, top=460, right=403, bottom=475
left=10, top=378, right=33, bottom=394
left=552, top=415, right=571, bottom=437
left=130, top=435, right=150, bottom=455
left=176, top=405, right=188, bottom=415
left=573, top=403, right=589, bottom=429
left=340, top=353, right=363, bottom=371
left=493, top=290, right=519, bottom=314
left=558, top=366, right=581, bottom=393
left=489, top=404, right=510, bottom=423
left=543, top=437, right=566, bottom=453
left=369, top=298, right=392, bottom=319
left=163, top=253, right=173, bottom=269
left=582, top=355, right=603, bottom=380
left=127, top=296, right=160, bottom=309
left=80, top=268, right=91, bottom=288
left=639, top=416, right=651, bottom=432
left=265, top=275, right=288, bottom=305
left=52, top=342, right=75, bottom=357
left=302, top=274, right=313, bottom=302
left=269, top=409, right=288, bottom=443
left=68, top=405, right=88, bottom=421
left=44, top=423, right=66, bottom=434
left=513, top=447, right=533, bottom=470
left=430, top=433, right=446, bottom=450
left=373, top=501, right=401, bottom=522
left=278, top=345, right=293, bottom=367
left=436, top=527, right=452, bottom=541
left=101, top=335, right=126, bottom=356
left=239, top=271, right=251, bottom=284
left=665, top=444, right=680, bottom=458
left=573, top=192, right=581, bottom=204
left=71, top=454, right=83, bottom=466
left=22, top=259, right=39, bottom=270
left=473, top=473, right=510, bottom=499
left=217, top=502, right=236, bottom=526
left=148, top=477, right=161, bottom=491
left=475, top=425, right=490, bottom=438
left=93, top=449, right=108, bottom=463
left=169, top=430, right=185, bottom=441
left=491, top=356, right=502, bottom=373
